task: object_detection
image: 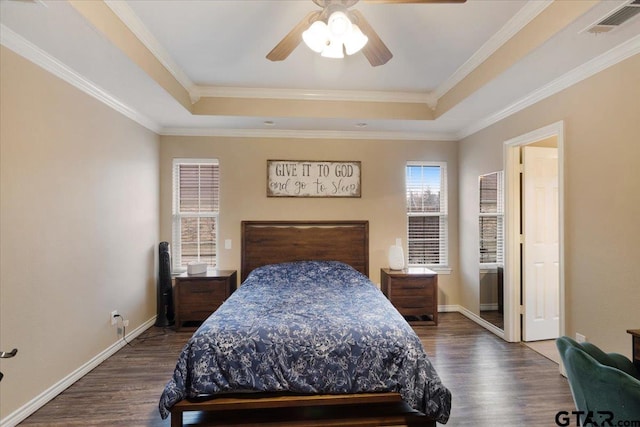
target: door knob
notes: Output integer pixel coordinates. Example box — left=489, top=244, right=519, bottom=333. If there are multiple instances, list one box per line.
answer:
left=0, top=348, right=18, bottom=382
left=0, top=348, right=18, bottom=358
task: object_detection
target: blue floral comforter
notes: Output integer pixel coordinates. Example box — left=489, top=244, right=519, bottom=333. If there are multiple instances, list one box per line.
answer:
left=159, top=261, right=451, bottom=423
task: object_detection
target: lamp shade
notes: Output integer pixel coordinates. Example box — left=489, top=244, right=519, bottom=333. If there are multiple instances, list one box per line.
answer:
left=388, top=245, right=405, bottom=270
left=303, top=10, right=367, bottom=59
left=302, top=20, right=329, bottom=53
left=344, top=24, right=368, bottom=55
left=327, top=11, right=352, bottom=39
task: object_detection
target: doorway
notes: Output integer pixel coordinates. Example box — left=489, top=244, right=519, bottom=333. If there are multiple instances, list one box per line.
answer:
left=502, top=121, right=564, bottom=343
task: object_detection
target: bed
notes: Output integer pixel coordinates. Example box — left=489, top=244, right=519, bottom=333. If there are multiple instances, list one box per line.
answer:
left=159, top=220, right=451, bottom=426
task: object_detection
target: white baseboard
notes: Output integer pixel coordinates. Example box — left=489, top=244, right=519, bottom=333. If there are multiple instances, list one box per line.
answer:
left=480, top=303, right=499, bottom=311
left=0, top=316, right=157, bottom=427
left=437, top=304, right=460, bottom=313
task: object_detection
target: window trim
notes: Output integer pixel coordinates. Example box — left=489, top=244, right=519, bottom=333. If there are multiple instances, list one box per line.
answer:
left=172, top=158, right=220, bottom=271
left=405, top=161, right=449, bottom=271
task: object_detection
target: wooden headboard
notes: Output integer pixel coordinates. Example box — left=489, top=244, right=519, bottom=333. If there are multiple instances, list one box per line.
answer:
left=241, top=220, right=369, bottom=282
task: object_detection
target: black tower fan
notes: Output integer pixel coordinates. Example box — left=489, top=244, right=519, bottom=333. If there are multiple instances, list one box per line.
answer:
left=155, top=241, right=175, bottom=326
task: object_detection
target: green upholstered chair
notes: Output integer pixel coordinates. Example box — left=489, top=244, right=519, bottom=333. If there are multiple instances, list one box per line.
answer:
left=556, top=336, right=640, bottom=425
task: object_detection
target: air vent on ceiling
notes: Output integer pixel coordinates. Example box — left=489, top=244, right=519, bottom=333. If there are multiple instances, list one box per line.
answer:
left=586, top=0, right=640, bottom=34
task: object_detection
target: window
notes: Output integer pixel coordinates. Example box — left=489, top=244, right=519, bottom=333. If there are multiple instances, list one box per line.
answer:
left=479, top=171, right=504, bottom=265
left=172, top=159, right=220, bottom=269
left=406, top=162, right=448, bottom=268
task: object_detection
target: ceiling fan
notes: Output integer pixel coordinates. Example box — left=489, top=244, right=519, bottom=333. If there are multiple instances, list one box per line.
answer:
left=266, top=0, right=466, bottom=67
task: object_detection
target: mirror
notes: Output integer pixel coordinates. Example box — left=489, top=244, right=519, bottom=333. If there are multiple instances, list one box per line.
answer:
left=479, top=171, right=504, bottom=330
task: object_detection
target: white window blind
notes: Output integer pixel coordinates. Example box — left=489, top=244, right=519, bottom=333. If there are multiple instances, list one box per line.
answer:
left=479, top=171, right=504, bottom=265
left=172, top=159, right=220, bottom=269
left=406, top=162, right=448, bottom=267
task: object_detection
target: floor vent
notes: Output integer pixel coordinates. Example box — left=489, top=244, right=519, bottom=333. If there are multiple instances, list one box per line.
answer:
left=586, top=0, right=640, bottom=34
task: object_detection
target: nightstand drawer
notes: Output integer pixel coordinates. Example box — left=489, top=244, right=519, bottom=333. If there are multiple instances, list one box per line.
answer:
left=179, top=282, right=226, bottom=302
left=393, top=295, right=435, bottom=310
left=180, top=307, right=219, bottom=321
left=179, top=295, right=225, bottom=312
left=390, top=277, right=433, bottom=290
left=391, top=280, right=435, bottom=297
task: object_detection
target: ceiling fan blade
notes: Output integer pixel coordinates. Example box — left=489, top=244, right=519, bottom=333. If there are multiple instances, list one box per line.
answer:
left=266, top=11, right=322, bottom=62
left=363, top=0, right=466, bottom=3
left=350, top=9, right=392, bottom=67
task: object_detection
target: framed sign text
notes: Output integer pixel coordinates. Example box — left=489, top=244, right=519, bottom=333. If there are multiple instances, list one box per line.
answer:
left=267, top=160, right=361, bottom=198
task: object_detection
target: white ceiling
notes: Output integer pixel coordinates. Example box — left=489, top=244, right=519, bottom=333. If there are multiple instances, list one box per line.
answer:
left=126, top=0, right=526, bottom=91
left=1, top=0, right=639, bottom=140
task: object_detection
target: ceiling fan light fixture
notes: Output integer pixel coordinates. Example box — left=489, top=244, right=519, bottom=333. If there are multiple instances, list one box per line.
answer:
left=321, top=38, right=344, bottom=59
left=327, top=11, right=352, bottom=39
left=302, top=20, right=330, bottom=53
left=344, top=24, right=368, bottom=55
left=301, top=7, right=369, bottom=60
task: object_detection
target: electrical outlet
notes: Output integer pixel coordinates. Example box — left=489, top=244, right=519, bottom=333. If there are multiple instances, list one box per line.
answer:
left=111, top=310, right=119, bottom=326
left=575, top=333, right=587, bottom=343
left=123, top=319, right=129, bottom=327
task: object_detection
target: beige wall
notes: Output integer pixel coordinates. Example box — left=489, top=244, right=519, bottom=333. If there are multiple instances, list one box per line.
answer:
left=458, top=54, right=640, bottom=356
left=159, top=136, right=459, bottom=302
left=0, top=47, right=160, bottom=419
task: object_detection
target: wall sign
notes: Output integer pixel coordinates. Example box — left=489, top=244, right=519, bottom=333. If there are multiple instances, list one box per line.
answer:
left=267, top=160, right=361, bottom=198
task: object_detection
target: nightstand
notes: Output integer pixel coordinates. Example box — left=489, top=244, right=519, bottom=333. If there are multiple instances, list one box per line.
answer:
left=174, top=270, right=237, bottom=331
left=381, top=268, right=438, bottom=325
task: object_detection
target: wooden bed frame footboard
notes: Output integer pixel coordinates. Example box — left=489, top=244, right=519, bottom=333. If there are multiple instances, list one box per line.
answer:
left=169, top=220, right=437, bottom=426
left=170, top=392, right=436, bottom=427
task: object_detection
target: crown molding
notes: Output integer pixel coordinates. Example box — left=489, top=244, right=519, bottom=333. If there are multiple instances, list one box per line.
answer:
left=457, top=34, right=640, bottom=140
left=103, top=1, right=439, bottom=109
left=193, top=86, right=438, bottom=108
left=160, top=127, right=457, bottom=141
left=106, top=0, right=549, bottom=110
left=433, top=0, right=552, bottom=100
left=103, top=0, right=199, bottom=103
left=0, top=24, right=161, bottom=133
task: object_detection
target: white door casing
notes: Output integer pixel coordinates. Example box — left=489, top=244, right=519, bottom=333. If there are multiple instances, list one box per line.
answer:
left=502, top=120, right=564, bottom=344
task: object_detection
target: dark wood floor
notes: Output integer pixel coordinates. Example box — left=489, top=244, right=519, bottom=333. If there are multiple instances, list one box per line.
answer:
left=19, top=313, right=575, bottom=426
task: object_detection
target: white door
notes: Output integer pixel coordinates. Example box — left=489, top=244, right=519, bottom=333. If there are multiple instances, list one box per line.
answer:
left=522, top=146, right=559, bottom=341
